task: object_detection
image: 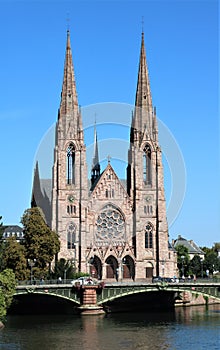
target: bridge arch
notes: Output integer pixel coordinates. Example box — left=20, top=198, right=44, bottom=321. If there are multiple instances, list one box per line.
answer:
left=14, top=287, right=81, bottom=306
left=97, top=284, right=220, bottom=305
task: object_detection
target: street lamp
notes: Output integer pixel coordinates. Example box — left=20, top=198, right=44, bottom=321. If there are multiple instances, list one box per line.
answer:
left=121, top=258, right=126, bottom=282
left=28, top=259, right=36, bottom=285
left=181, top=255, right=185, bottom=278
left=201, top=260, right=203, bottom=278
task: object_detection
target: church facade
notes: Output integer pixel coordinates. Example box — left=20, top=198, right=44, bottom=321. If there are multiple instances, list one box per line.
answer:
left=33, top=30, right=177, bottom=281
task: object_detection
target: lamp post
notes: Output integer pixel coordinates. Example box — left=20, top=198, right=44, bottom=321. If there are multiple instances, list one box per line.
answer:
left=201, top=260, right=203, bottom=279
left=181, top=255, right=185, bottom=278
left=28, top=259, right=36, bottom=285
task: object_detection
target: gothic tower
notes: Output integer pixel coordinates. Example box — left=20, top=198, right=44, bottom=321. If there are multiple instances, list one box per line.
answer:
left=48, top=30, right=177, bottom=280
left=127, top=32, right=176, bottom=278
left=51, top=30, right=88, bottom=269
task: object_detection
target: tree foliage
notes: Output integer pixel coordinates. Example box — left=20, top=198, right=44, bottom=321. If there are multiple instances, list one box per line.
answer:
left=189, top=255, right=202, bottom=276
left=203, top=251, right=220, bottom=274
left=52, top=258, right=76, bottom=280
left=212, top=242, right=220, bottom=254
left=0, top=269, right=16, bottom=321
left=175, top=245, right=190, bottom=276
left=0, top=216, right=4, bottom=271
left=1, top=237, right=28, bottom=280
left=21, top=207, right=60, bottom=278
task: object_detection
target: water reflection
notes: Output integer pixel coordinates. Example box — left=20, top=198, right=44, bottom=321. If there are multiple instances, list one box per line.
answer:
left=0, top=305, right=219, bottom=350
left=80, top=312, right=175, bottom=350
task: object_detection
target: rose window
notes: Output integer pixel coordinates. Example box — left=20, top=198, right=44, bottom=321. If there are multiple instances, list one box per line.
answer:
left=96, top=205, right=125, bottom=241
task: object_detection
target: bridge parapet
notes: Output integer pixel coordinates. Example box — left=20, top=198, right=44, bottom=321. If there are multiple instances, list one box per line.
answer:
left=15, top=284, right=81, bottom=305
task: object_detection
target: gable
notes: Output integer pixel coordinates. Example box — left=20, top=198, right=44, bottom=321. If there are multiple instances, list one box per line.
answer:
left=90, top=164, right=131, bottom=206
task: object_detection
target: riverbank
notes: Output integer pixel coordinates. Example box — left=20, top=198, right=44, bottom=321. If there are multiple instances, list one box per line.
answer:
left=175, top=290, right=220, bottom=307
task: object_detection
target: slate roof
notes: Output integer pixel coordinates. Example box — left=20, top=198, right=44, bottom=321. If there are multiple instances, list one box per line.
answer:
left=173, top=235, right=205, bottom=255
left=40, top=179, right=52, bottom=202
left=2, top=225, right=24, bottom=240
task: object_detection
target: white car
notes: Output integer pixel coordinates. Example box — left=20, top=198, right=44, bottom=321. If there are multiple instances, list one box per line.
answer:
left=71, top=276, right=94, bottom=286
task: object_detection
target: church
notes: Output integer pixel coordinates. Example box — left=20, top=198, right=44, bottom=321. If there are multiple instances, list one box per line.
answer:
left=32, top=30, right=177, bottom=281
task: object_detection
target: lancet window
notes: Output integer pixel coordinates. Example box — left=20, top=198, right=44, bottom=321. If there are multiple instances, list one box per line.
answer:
left=66, top=144, right=75, bottom=184
left=67, top=222, right=76, bottom=249
left=145, top=223, right=153, bottom=249
left=143, top=144, right=152, bottom=185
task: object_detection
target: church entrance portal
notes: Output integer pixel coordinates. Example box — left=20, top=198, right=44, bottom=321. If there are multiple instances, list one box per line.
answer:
left=146, top=262, right=154, bottom=278
left=105, top=256, right=118, bottom=279
left=89, top=255, right=102, bottom=280
left=122, top=255, right=135, bottom=280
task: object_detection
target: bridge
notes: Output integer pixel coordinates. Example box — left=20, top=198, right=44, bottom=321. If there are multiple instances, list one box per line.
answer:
left=14, top=281, right=220, bottom=315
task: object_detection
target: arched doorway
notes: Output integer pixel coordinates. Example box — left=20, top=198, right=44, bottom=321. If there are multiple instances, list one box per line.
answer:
left=122, top=255, right=135, bottom=280
left=105, top=255, right=118, bottom=279
left=146, top=262, right=154, bottom=278
left=89, top=255, right=102, bottom=280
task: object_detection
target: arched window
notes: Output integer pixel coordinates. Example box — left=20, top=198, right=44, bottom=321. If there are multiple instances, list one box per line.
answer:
left=143, top=144, right=152, bottom=185
left=145, top=223, right=153, bottom=249
left=67, top=222, right=76, bottom=249
left=66, top=144, right=75, bottom=184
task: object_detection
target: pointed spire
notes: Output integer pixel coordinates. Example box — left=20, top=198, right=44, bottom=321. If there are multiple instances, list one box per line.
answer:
left=92, top=121, right=99, bottom=169
left=134, top=32, right=153, bottom=137
left=91, top=121, right=100, bottom=186
left=135, top=32, right=153, bottom=110
left=59, top=30, right=79, bottom=117
left=31, top=161, right=41, bottom=208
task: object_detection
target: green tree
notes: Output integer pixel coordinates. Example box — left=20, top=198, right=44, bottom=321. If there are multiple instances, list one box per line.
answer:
left=203, top=251, right=220, bottom=275
left=212, top=242, right=220, bottom=254
left=0, top=216, right=5, bottom=272
left=0, top=216, right=3, bottom=236
left=200, top=246, right=213, bottom=256
left=175, top=245, right=190, bottom=277
left=52, top=258, right=75, bottom=280
left=189, top=255, right=202, bottom=277
left=1, top=236, right=28, bottom=281
left=0, top=269, right=16, bottom=321
left=21, top=207, right=60, bottom=279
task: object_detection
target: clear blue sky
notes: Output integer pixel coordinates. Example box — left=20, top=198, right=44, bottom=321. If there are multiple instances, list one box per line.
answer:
left=0, top=0, right=219, bottom=247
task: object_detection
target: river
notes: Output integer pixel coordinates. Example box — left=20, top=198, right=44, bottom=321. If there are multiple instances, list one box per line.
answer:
left=0, top=305, right=219, bottom=350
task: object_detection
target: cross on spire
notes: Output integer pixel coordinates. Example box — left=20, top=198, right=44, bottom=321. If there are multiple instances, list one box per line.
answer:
left=107, top=155, right=111, bottom=164
left=66, top=12, right=70, bottom=31
left=141, top=16, right=144, bottom=33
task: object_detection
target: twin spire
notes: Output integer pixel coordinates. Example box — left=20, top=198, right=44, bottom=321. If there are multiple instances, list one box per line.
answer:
left=59, top=29, right=155, bottom=181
